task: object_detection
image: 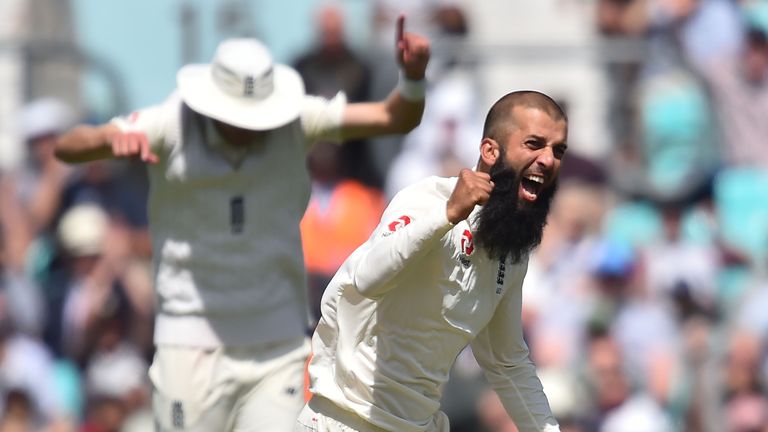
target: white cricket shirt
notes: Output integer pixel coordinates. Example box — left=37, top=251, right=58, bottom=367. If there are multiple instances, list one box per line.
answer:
left=309, top=176, right=560, bottom=432
left=112, top=91, right=346, bottom=348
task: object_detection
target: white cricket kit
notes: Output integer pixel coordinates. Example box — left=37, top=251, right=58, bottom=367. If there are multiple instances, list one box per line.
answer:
left=113, top=91, right=346, bottom=431
left=113, top=92, right=345, bottom=348
left=308, top=176, right=560, bottom=432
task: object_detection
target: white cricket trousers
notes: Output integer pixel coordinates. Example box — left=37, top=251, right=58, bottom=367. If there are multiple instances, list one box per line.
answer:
left=150, top=336, right=310, bottom=431
left=294, top=395, right=450, bottom=432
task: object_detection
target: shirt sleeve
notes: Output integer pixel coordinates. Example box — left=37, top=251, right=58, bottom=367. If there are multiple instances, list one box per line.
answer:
left=300, top=92, right=347, bottom=145
left=109, top=93, right=180, bottom=153
left=350, top=181, right=454, bottom=298
left=470, top=264, right=560, bottom=432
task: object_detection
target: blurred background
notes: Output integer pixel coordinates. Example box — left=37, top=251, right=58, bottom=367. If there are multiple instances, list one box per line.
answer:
left=1, top=0, right=767, bottom=431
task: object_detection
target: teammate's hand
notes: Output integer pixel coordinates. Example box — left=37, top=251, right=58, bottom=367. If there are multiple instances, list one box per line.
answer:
left=446, top=169, right=494, bottom=224
left=395, top=15, right=430, bottom=80
left=110, top=131, right=159, bottom=164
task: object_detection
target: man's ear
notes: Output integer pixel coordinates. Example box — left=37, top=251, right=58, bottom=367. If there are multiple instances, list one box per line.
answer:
left=480, top=138, right=500, bottom=167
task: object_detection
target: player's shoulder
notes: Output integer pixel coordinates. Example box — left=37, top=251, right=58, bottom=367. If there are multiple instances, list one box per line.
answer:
left=407, top=175, right=457, bottom=197
left=390, top=175, right=457, bottom=205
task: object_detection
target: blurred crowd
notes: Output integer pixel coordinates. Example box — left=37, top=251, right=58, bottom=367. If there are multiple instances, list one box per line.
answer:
left=0, top=0, right=767, bottom=431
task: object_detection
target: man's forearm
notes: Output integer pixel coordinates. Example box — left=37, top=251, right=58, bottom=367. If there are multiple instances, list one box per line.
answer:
left=353, top=204, right=451, bottom=298
left=487, top=364, right=560, bottom=432
left=55, top=124, right=118, bottom=163
left=385, top=84, right=425, bottom=133
left=339, top=90, right=424, bottom=140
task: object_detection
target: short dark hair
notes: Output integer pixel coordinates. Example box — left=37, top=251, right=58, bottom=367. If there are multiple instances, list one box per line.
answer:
left=482, top=90, right=567, bottom=143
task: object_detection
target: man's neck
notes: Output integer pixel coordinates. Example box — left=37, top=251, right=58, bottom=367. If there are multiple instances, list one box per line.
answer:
left=211, top=119, right=267, bottom=147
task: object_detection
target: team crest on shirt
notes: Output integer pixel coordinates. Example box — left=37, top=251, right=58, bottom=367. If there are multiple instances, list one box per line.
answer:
left=383, top=215, right=412, bottom=236
left=459, top=229, right=474, bottom=268
left=461, top=230, right=474, bottom=256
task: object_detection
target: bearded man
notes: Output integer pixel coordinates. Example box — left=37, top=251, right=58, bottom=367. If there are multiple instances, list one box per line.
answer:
left=296, top=91, right=567, bottom=432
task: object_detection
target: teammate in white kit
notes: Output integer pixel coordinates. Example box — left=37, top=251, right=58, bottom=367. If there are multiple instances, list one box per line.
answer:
left=298, top=91, right=567, bottom=432
left=54, top=16, right=429, bottom=432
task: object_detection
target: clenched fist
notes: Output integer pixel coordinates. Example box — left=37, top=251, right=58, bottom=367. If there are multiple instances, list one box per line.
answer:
left=446, top=169, right=494, bottom=224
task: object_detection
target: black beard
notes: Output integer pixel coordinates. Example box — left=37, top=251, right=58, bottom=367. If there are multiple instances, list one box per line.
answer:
left=473, top=161, right=557, bottom=263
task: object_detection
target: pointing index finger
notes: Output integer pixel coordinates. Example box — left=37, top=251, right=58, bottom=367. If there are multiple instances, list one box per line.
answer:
left=396, top=14, right=405, bottom=44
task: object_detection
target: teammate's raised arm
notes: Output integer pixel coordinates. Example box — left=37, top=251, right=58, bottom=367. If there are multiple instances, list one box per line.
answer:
left=339, top=14, right=431, bottom=140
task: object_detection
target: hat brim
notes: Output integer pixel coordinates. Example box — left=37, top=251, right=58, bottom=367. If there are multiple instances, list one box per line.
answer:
left=177, top=63, right=305, bottom=131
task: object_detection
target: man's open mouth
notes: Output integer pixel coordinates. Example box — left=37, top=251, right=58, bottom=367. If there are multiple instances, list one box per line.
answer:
left=520, top=174, right=544, bottom=201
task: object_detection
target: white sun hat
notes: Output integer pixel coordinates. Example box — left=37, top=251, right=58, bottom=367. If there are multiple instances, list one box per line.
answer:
left=177, top=38, right=306, bottom=131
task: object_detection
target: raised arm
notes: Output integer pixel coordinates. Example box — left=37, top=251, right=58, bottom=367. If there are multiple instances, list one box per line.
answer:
left=55, top=123, right=159, bottom=164
left=339, top=15, right=430, bottom=140
left=351, top=193, right=452, bottom=298
left=352, top=170, right=492, bottom=298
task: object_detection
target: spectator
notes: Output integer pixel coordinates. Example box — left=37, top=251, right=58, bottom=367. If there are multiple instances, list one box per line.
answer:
left=0, top=173, right=44, bottom=337
left=0, top=323, right=60, bottom=428
left=689, top=17, right=768, bottom=167
left=16, top=98, right=74, bottom=236
left=301, top=141, right=386, bottom=323
left=293, top=2, right=380, bottom=187
left=580, top=331, right=674, bottom=432
left=596, top=0, right=727, bottom=202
